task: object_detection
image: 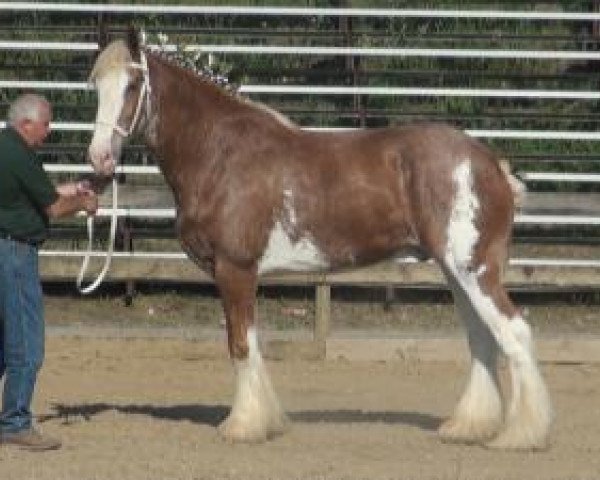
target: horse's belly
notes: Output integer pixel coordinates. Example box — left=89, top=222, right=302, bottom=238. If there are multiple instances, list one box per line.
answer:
left=257, top=221, right=329, bottom=275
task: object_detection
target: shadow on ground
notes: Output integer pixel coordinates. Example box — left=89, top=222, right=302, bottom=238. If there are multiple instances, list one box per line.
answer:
left=40, top=403, right=442, bottom=432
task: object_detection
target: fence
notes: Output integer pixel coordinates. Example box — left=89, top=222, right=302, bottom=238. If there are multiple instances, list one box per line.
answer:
left=2, top=2, right=600, bottom=342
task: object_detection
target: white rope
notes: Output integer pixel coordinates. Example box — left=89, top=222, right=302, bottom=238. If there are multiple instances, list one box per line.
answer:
left=76, top=176, right=118, bottom=294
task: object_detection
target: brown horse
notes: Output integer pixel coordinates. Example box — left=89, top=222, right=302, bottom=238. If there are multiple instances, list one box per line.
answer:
left=87, top=31, right=552, bottom=449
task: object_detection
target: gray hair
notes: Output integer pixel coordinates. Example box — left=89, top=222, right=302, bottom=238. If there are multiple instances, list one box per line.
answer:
left=7, top=93, right=50, bottom=125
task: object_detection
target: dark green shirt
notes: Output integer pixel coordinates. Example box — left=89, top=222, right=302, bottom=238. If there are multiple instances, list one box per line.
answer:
left=0, top=126, right=58, bottom=242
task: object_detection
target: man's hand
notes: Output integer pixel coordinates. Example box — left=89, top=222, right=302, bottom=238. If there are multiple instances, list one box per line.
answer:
left=56, top=182, right=79, bottom=197
left=76, top=180, right=95, bottom=196
left=46, top=188, right=99, bottom=219
left=56, top=180, right=95, bottom=197
left=80, top=191, right=98, bottom=215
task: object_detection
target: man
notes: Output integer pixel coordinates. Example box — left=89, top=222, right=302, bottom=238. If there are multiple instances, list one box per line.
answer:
left=0, top=93, right=98, bottom=451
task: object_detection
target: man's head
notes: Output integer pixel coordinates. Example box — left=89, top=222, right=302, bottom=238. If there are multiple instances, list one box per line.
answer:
left=8, top=93, right=52, bottom=148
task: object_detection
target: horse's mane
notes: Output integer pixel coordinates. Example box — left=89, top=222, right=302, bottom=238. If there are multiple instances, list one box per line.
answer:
left=149, top=49, right=237, bottom=98
left=150, top=49, right=297, bottom=129
left=149, top=48, right=237, bottom=94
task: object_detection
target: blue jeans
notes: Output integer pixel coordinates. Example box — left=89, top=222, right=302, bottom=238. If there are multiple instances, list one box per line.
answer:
left=0, top=238, right=45, bottom=434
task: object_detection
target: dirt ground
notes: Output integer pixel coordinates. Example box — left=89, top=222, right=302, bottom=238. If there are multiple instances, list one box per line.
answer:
left=1, top=334, right=600, bottom=480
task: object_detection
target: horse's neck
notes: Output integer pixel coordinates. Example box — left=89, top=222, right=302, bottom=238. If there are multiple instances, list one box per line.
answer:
left=144, top=56, right=237, bottom=193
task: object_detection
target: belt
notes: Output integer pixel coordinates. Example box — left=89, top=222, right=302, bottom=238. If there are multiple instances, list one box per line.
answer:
left=0, top=232, right=41, bottom=247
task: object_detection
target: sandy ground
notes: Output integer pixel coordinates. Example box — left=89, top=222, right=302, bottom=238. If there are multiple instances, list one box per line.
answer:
left=1, top=335, right=600, bottom=480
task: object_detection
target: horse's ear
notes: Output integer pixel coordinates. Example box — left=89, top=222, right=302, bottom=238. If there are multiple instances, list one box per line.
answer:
left=126, top=25, right=141, bottom=58
left=97, top=22, right=109, bottom=51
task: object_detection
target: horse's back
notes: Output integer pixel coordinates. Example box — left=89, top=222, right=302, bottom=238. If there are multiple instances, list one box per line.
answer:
left=295, top=122, right=504, bottom=184
left=285, top=122, right=515, bottom=265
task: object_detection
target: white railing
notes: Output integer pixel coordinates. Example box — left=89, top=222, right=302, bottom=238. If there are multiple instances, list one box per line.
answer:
left=3, top=3, right=600, bottom=21
left=4, top=79, right=600, bottom=101
left=4, top=120, right=600, bottom=141
left=5, top=41, right=600, bottom=61
left=40, top=164, right=600, bottom=185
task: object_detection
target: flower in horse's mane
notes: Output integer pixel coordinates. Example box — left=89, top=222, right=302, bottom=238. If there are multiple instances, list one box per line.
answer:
left=147, top=32, right=239, bottom=94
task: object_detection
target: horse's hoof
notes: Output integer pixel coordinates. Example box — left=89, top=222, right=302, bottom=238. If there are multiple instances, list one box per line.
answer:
left=217, top=414, right=288, bottom=443
left=438, top=417, right=499, bottom=445
left=217, top=422, right=265, bottom=443
left=218, top=416, right=267, bottom=443
left=485, top=427, right=549, bottom=451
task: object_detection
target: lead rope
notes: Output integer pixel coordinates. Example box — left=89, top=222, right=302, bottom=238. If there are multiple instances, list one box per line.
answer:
left=76, top=175, right=119, bottom=294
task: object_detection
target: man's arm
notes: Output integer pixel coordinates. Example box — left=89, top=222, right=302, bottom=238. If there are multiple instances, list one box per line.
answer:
left=46, top=182, right=98, bottom=219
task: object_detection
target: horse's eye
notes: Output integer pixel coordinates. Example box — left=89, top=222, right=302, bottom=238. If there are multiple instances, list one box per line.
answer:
left=126, top=83, right=137, bottom=94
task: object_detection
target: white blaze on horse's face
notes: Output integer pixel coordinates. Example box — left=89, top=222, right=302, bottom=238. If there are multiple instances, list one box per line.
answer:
left=88, top=67, right=130, bottom=176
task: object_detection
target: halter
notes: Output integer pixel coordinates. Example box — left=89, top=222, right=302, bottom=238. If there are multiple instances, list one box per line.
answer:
left=94, top=50, right=152, bottom=138
left=78, top=51, right=151, bottom=294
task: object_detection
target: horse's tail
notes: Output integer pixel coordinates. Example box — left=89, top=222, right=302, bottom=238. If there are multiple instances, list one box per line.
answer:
left=498, top=158, right=526, bottom=209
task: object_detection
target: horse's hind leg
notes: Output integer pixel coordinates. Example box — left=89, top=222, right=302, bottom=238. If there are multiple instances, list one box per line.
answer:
left=214, top=257, right=288, bottom=442
left=438, top=271, right=502, bottom=444
left=442, top=258, right=552, bottom=450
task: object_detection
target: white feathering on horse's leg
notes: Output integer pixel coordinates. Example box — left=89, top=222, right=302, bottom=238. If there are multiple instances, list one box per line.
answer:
left=218, top=328, right=288, bottom=443
left=439, top=274, right=503, bottom=444
left=439, top=357, right=503, bottom=444
left=441, top=257, right=552, bottom=449
left=486, top=316, right=553, bottom=450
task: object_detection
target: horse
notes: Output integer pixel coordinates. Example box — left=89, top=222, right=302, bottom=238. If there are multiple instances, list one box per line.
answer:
left=87, top=30, right=552, bottom=450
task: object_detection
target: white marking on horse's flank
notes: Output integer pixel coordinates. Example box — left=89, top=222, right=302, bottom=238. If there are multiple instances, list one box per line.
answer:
left=282, top=189, right=297, bottom=226
left=258, top=189, right=329, bottom=275
left=445, top=159, right=480, bottom=271
left=258, top=188, right=329, bottom=274
left=258, top=222, right=329, bottom=275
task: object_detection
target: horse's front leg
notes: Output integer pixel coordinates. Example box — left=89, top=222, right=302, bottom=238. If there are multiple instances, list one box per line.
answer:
left=214, top=256, right=288, bottom=442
